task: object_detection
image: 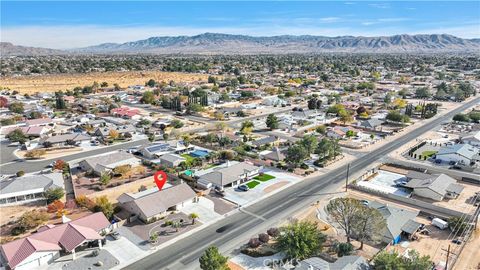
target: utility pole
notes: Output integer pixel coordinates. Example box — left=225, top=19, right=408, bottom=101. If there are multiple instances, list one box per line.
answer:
left=345, top=163, right=350, bottom=192
left=445, top=244, right=450, bottom=270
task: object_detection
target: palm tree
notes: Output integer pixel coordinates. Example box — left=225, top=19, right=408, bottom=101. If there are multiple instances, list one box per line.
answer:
left=171, top=220, right=181, bottom=232
left=189, top=213, right=199, bottom=225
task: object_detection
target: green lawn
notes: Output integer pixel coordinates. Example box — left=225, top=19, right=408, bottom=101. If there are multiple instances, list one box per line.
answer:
left=181, top=154, right=195, bottom=164
left=253, top=173, right=276, bottom=182
left=246, top=180, right=261, bottom=189
left=421, top=150, right=437, bottom=157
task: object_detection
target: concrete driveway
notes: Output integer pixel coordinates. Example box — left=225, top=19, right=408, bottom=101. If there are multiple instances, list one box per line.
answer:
left=223, top=170, right=301, bottom=206
left=104, top=236, right=146, bottom=264
left=181, top=196, right=221, bottom=223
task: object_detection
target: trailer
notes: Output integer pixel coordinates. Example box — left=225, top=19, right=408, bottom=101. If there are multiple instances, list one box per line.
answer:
left=432, top=218, right=448, bottom=230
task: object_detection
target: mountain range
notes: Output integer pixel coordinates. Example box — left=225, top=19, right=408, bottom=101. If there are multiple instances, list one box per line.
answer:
left=2, top=33, right=480, bottom=56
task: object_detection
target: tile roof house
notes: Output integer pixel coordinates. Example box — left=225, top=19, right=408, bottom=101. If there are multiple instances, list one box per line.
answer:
left=0, top=213, right=110, bottom=270
left=297, top=255, right=370, bottom=270
left=93, top=125, right=136, bottom=139
left=25, top=118, right=53, bottom=127
left=405, top=172, right=464, bottom=201
left=78, top=151, right=140, bottom=176
left=111, top=107, right=141, bottom=119
left=0, top=173, right=64, bottom=206
left=197, top=161, right=261, bottom=188
left=436, top=144, right=479, bottom=165
left=118, top=183, right=196, bottom=223
left=368, top=201, right=419, bottom=244
left=2, top=126, right=48, bottom=138
left=39, top=133, right=91, bottom=146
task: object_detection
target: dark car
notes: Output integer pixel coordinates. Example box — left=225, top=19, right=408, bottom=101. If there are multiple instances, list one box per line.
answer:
left=452, top=238, right=462, bottom=245
left=238, top=185, right=249, bottom=192
left=110, top=231, right=121, bottom=240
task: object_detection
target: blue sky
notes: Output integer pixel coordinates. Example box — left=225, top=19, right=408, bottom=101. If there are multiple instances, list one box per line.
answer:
left=1, top=1, right=479, bottom=49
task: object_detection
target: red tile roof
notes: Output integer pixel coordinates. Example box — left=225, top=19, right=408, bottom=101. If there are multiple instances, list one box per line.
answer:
left=0, top=213, right=109, bottom=269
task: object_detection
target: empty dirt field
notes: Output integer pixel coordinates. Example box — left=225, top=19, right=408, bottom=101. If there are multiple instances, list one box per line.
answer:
left=1, top=71, right=209, bottom=93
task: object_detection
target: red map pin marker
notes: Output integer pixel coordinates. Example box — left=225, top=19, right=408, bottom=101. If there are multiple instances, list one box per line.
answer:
left=154, top=170, right=167, bottom=191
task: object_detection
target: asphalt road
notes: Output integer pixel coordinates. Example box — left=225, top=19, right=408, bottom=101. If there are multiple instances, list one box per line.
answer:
left=0, top=139, right=149, bottom=174
left=125, top=97, right=479, bottom=270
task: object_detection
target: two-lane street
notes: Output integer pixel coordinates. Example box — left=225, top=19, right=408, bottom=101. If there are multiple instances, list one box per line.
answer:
left=125, top=97, right=479, bottom=270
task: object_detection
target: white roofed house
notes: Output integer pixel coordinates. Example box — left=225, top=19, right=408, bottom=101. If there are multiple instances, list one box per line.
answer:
left=78, top=151, right=140, bottom=176
left=39, top=133, right=91, bottom=147
left=0, top=173, right=64, bottom=206
left=461, top=131, right=480, bottom=147
left=197, top=161, right=261, bottom=189
left=435, top=144, right=480, bottom=166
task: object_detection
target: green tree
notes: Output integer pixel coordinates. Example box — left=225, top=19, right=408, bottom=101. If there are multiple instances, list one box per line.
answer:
left=326, top=198, right=361, bottom=242
left=352, top=206, right=386, bottom=249
left=145, top=79, right=156, bottom=87
left=275, top=220, right=326, bottom=260
left=6, top=129, right=27, bottom=144
left=415, top=87, right=431, bottom=99
left=141, top=91, right=155, bottom=104
left=56, top=95, right=66, bottom=109
left=453, top=113, right=470, bottom=122
left=93, top=196, right=114, bottom=219
left=44, top=187, right=65, bottom=204
left=339, top=110, right=353, bottom=124
left=448, top=216, right=468, bottom=234
left=189, top=213, right=199, bottom=225
left=373, top=250, right=432, bottom=270
left=8, top=102, right=24, bottom=114
left=240, top=120, right=254, bottom=134
left=266, top=114, right=279, bottom=130
left=286, top=144, right=309, bottom=166
left=199, top=246, right=229, bottom=270
left=100, top=173, right=111, bottom=186
left=300, top=134, right=318, bottom=155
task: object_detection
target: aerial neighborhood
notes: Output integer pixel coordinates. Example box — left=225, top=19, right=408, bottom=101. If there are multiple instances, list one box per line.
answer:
left=1, top=3, right=480, bottom=268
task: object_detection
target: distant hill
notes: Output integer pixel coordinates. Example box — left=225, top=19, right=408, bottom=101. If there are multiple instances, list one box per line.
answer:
left=0, top=42, right=66, bottom=56
left=3, top=33, right=480, bottom=55
left=74, top=33, right=480, bottom=54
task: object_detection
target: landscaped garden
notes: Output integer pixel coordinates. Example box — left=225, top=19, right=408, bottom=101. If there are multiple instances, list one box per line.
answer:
left=246, top=180, right=261, bottom=189
left=253, top=173, right=276, bottom=182
left=421, top=150, right=437, bottom=157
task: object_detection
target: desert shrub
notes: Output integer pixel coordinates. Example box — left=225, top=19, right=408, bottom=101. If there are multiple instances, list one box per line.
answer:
left=11, top=226, right=26, bottom=236
left=248, top=238, right=262, bottom=248
left=267, top=227, right=280, bottom=237
left=337, top=242, right=354, bottom=257
left=258, top=233, right=270, bottom=243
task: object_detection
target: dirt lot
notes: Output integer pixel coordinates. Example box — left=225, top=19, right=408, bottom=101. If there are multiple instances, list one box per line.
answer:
left=454, top=227, right=480, bottom=270
left=1, top=71, right=209, bottom=93
left=388, top=216, right=455, bottom=267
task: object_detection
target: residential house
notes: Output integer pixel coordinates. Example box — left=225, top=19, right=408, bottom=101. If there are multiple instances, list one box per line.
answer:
left=159, top=153, right=186, bottom=168
left=0, top=173, right=64, bottom=206
left=93, top=125, right=136, bottom=139
left=404, top=171, right=464, bottom=201
left=118, top=183, right=196, bottom=223
left=461, top=131, right=480, bottom=147
left=0, top=213, right=110, bottom=270
left=197, top=161, right=261, bottom=189
left=78, top=151, right=140, bottom=176
left=39, top=133, right=91, bottom=147
left=261, top=147, right=286, bottom=162
left=249, top=136, right=280, bottom=149
left=297, top=255, right=370, bottom=270
left=368, top=201, right=420, bottom=244
left=2, top=126, right=48, bottom=138
left=25, top=118, right=53, bottom=127
left=111, top=107, right=141, bottom=120
left=436, top=144, right=479, bottom=165
left=139, top=141, right=193, bottom=159
left=357, top=118, right=384, bottom=131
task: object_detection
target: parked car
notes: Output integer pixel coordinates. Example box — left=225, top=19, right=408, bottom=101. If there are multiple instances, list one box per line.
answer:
left=110, top=231, right=121, bottom=240
left=238, top=185, right=249, bottom=192
left=452, top=238, right=462, bottom=245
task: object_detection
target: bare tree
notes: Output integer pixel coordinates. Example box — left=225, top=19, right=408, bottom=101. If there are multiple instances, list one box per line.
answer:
left=352, top=206, right=386, bottom=249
